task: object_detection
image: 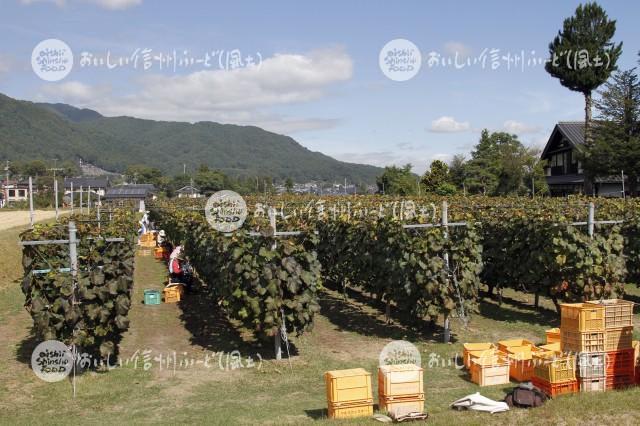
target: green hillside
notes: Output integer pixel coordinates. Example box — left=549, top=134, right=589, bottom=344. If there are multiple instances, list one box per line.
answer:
left=0, top=94, right=381, bottom=183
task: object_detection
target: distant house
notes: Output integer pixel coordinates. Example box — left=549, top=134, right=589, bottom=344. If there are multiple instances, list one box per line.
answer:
left=176, top=185, right=202, bottom=198
left=1, top=180, right=30, bottom=206
left=541, top=122, right=624, bottom=197
left=104, top=184, right=156, bottom=205
left=64, top=177, right=110, bottom=197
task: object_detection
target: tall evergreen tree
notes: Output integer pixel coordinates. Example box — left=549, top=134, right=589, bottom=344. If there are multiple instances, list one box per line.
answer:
left=583, top=69, right=640, bottom=195
left=545, top=2, right=622, bottom=150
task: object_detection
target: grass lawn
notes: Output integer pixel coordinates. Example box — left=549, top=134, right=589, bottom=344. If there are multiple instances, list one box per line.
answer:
left=1, top=223, right=640, bottom=425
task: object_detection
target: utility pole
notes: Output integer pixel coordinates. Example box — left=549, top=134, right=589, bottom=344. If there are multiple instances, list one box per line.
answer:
left=344, top=177, right=347, bottom=195
left=183, top=163, right=186, bottom=175
left=621, top=170, right=626, bottom=199
left=3, top=160, right=9, bottom=208
left=48, top=160, right=64, bottom=219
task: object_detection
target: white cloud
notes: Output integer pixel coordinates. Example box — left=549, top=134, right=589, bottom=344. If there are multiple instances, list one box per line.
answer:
left=443, top=41, right=472, bottom=59
left=41, top=81, right=111, bottom=103
left=20, top=0, right=141, bottom=9
left=20, top=0, right=65, bottom=6
left=38, top=48, right=353, bottom=134
left=334, top=151, right=451, bottom=175
left=428, top=116, right=470, bottom=133
left=86, top=0, right=141, bottom=9
left=0, top=55, right=14, bottom=73
left=503, top=120, right=542, bottom=135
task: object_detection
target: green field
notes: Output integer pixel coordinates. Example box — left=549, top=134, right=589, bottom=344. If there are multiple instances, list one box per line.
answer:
left=1, top=222, right=640, bottom=425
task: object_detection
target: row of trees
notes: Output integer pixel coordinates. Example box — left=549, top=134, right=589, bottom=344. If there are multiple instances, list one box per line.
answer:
left=376, top=130, right=548, bottom=196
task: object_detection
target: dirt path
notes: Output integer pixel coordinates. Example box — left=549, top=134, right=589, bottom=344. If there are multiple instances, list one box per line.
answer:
left=0, top=210, right=70, bottom=232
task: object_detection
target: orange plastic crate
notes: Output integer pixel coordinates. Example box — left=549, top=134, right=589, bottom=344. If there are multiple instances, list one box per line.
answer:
left=378, top=364, right=423, bottom=397
left=560, top=303, right=605, bottom=332
left=531, top=377, right=578, bottom=398
left=153, top=247, right=166, bottom=259
left=379, top=395, right=424, bottom=417
left=605, top=373, right=635, bottom=391
left=586, top=299, right=634, bottom=329
left=545, top=328, right=561, bottom=344
left=605, top=349, right=635, bottom=377
left=533, top=352, right=576, bottom=383
left=561, top=330, right=605, bottom=353
left=605, top=327, right=633, bottom=351
left=508, top=358, right=534, bottom=382
left=325, top=368, right=373, bottom=404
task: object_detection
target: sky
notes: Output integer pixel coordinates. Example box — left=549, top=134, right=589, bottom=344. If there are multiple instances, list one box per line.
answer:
left=1, top=0, right=639, bottom=174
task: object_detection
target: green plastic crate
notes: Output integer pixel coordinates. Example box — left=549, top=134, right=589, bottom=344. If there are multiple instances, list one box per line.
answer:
left=144, top=289, right=161, bottom=305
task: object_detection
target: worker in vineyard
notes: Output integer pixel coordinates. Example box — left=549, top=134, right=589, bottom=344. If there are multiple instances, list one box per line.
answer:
left=168, top=246, right=187, bottom=285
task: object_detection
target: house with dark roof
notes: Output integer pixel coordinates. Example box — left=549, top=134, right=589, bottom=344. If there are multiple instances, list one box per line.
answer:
left=64, top=177, right=110, bottom=197
left=104, top=184, right=156, bottom=205
left=541, top=122, right=624, bottom=197
left=176, top=185, right=202, bottom=198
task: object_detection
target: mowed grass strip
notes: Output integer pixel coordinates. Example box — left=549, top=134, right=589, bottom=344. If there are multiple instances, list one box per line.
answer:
left=1, top=223, right=640, bottom=424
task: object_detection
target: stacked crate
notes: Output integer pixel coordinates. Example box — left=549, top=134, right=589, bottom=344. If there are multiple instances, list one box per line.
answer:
left=586, top=299, right=635, bottom=390
left=324, top=368, right=373, bottom=419
left=634, top=341, right=640, bottom=385
left=531, top=350, right=578, bottom=396
left=560, top=303, right=604, bottom=393
left=378, top=365, right=424, bottom=417
left=545, top=328, right=561, bottom=345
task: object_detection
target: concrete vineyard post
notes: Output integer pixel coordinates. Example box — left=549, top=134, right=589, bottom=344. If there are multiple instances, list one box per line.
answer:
left=442, top=200, right=450, bottom=344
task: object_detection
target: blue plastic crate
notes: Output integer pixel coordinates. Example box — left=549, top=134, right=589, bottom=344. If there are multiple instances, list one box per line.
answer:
left=144, top=289, right=161, bottom=305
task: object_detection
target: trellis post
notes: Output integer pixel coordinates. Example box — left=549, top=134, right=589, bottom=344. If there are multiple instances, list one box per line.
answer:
left=269, top=207, right=282, bottom=360
left=54, top=178, right=59, bottom=221
left=29, top=177, right=34, bottom=228
left=588, top=202, right=595, bottom=239
left=442, top=200, right=451, bottom=343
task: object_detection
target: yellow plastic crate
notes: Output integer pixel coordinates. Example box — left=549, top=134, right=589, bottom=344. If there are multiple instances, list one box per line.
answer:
left=163, top=284, right=184, bottom=303
left=538, top=342, right=561, bottom=354
left=560, top=303, right=605, bottom=332
left=605, top=326, right=633, bottom=351
left=586, top=299, right=634, bottom=329
left=561, top=330, right=605, bottom=353
left=379, top=395, right=424, bottom=417
left=545, top=328, right=561, bottom=344
left=497, top=339, right=535, bottom=353
left=463, top=343, right=495, bottom=369
left=470, top=357, right=510, bottom=386
left=325, top=368, right=372, bottom=404
left=533, top=352, right=576, bottom=383
left=327, top=401, right=373, bottom=419
left=378, top=364, right=423, bottom=397
left=466, top=349, right=505, bottom=370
